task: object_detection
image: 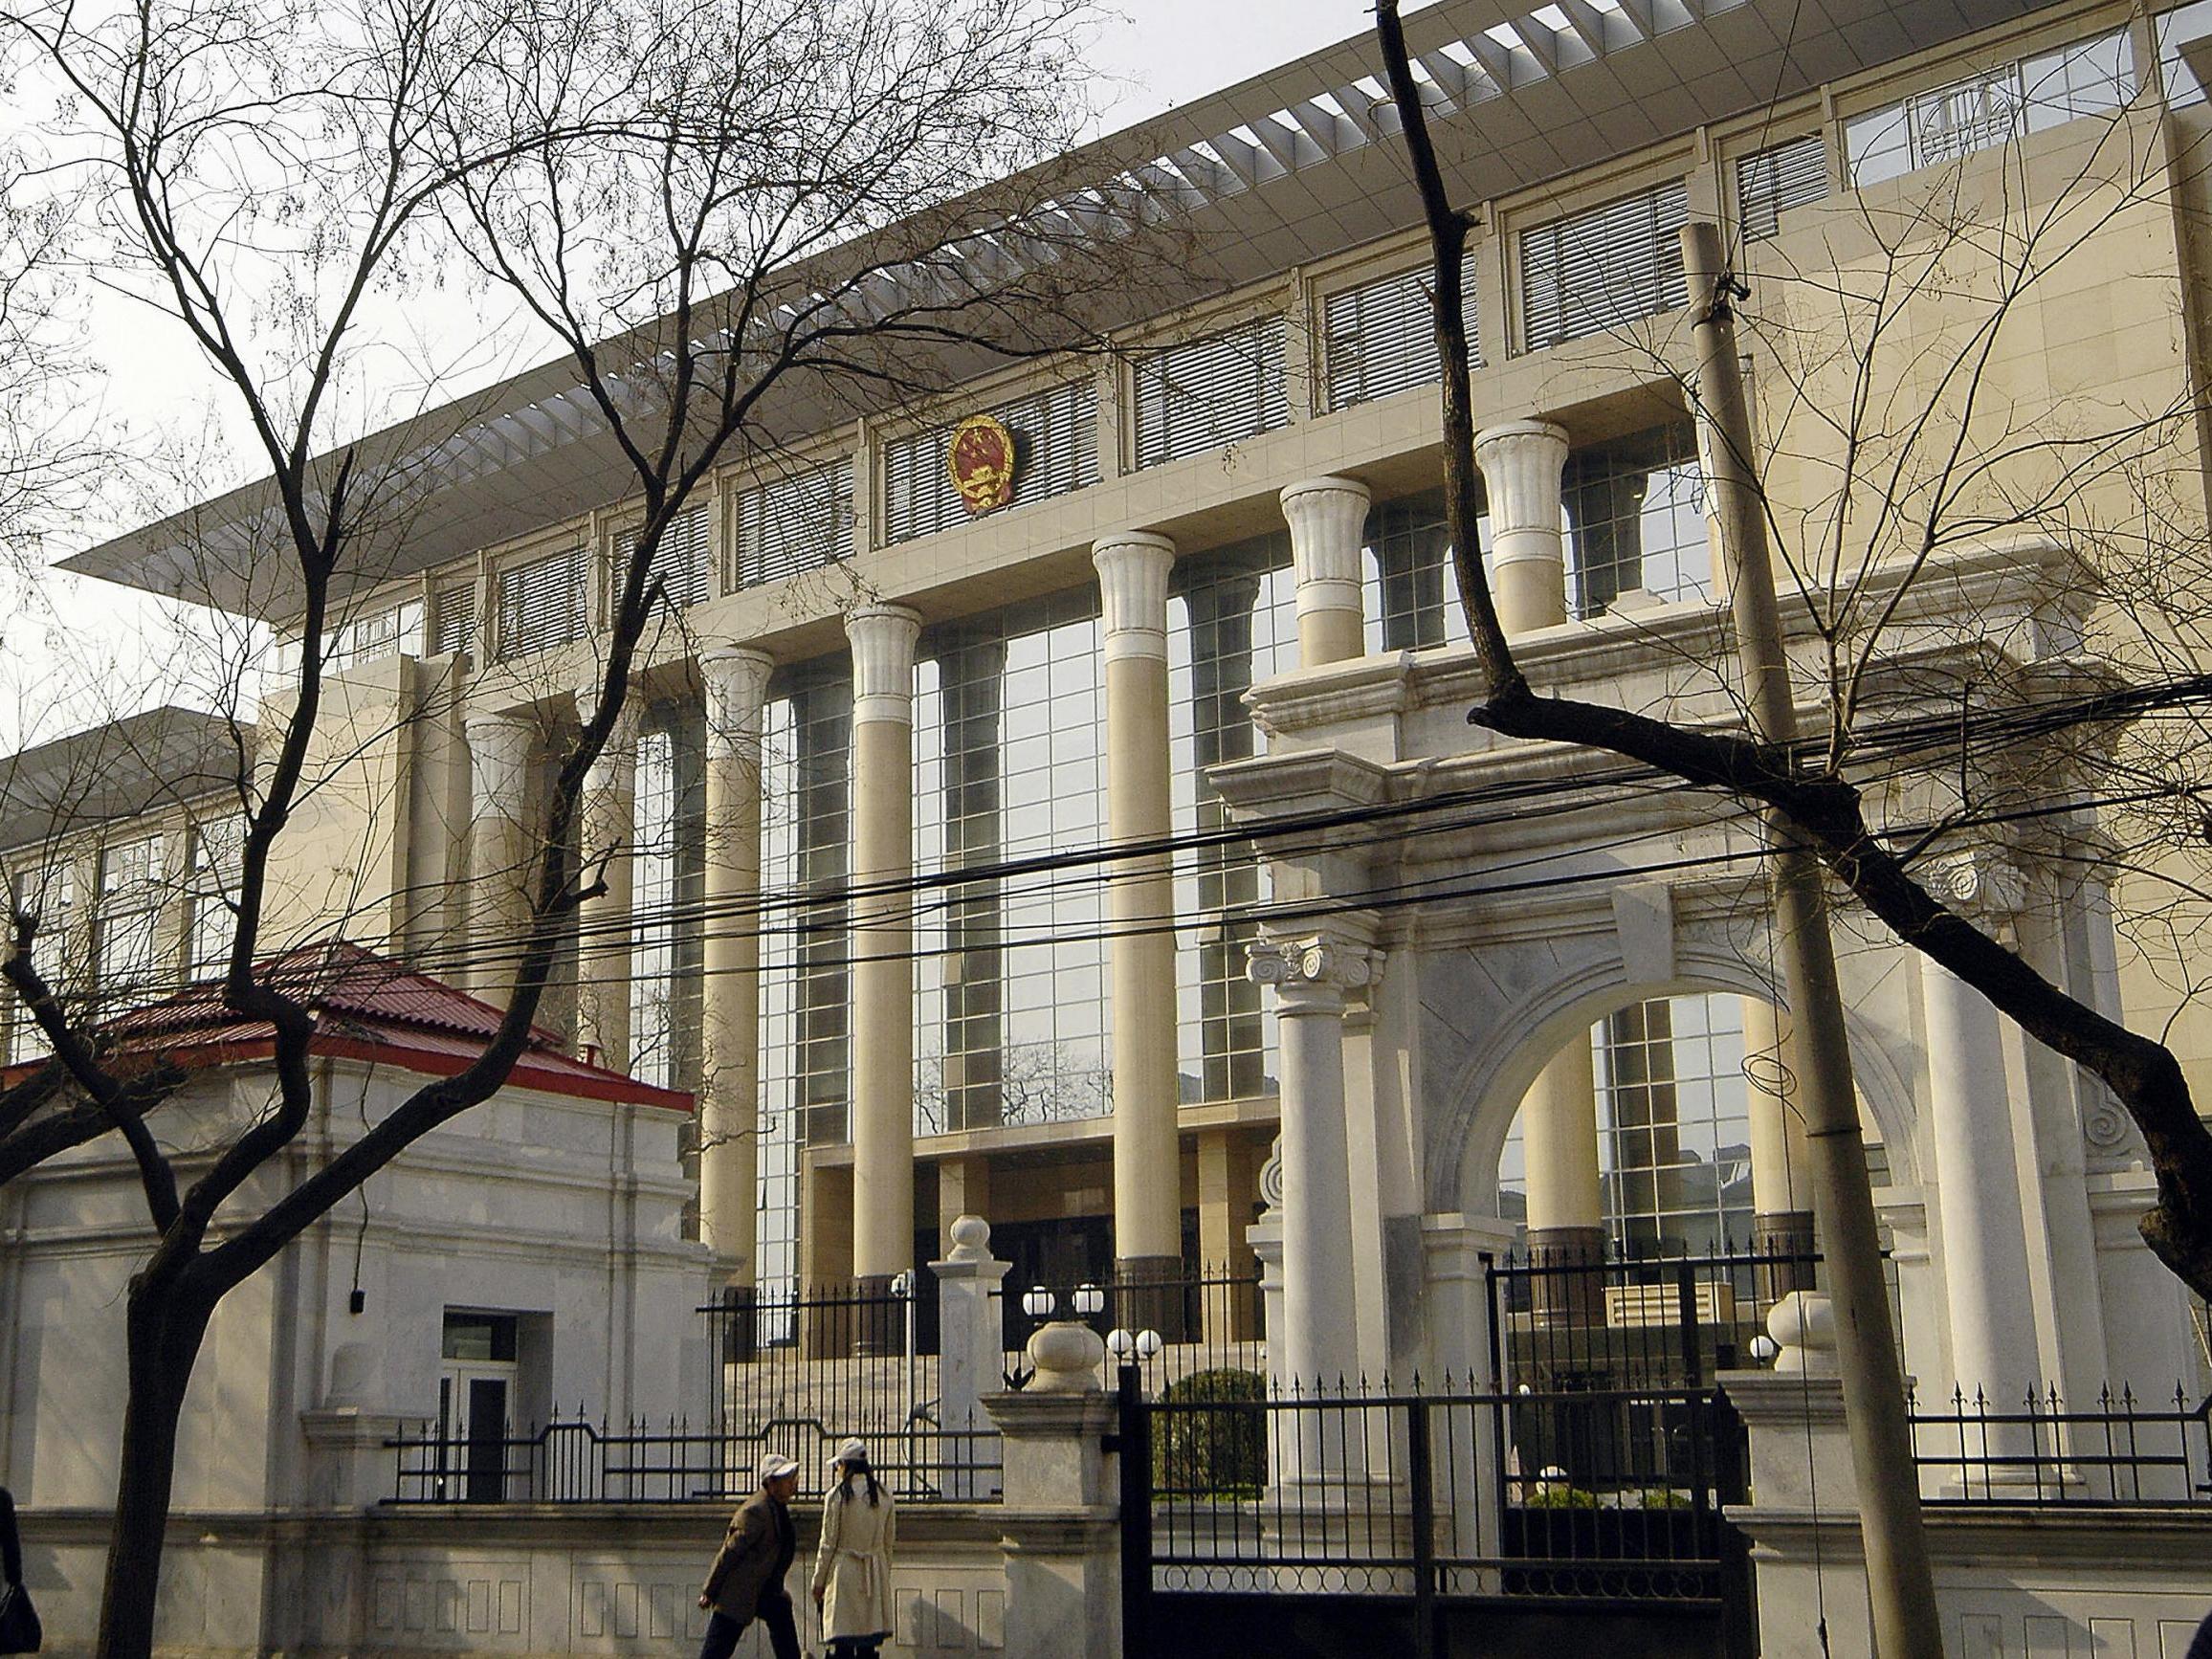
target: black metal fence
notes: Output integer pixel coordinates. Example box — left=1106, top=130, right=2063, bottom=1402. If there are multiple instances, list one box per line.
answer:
left=702, top=1279, right=937, bottom=1447
left=1001, top=1267, right=1265, bottom=1399
left=386, top=1410, right=1001, bottom=1505
left=1124, top=1370, right=1749, bottom=1623
left=1487, top=1246, right=1832, bottom=1391
left=1909, top=1383, right=2212, bottom=1503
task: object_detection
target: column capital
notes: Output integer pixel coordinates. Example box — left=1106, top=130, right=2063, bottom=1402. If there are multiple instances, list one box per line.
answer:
left=462, top=704, right=539, bottom=748
left=1472, top=420, right=1570, bottom=549
left=1091, top=532, right=1176, bottom=662
left=1279, top=476, right=1370, bottom=669
left=1246, top=933, right=1380, bottom=1010
left=1926, top=850, right=2028, bottom=920
left=845, top=604, right=922, bottom=724
left=699, top=645, right=778, bottom=750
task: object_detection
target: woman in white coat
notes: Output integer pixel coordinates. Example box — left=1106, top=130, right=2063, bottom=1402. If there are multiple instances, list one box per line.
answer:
left=811, top=1440, right=896, bottom=1657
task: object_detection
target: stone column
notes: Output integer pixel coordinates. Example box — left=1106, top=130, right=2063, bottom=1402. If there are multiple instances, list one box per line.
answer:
left=572, top=690, right=640, bottom=1070
left=846, top=605, right=922, bottom=1294
left=1520, top=1038, right=1606, bottom=1324
left=1473, top=420, right=1571, bottom=634
left=1742, top=996, right=1816, bottom=1294
left=698, top=647, right=776, bottom=1303
left=1924, top=956, right=2043, bottom=1417
left=462, top=708, right=538, bottom=1002
left=1278, top=476, right=1370, bottom=667
left=1248, top=929, right=1373, bottom=1391
left=1092, top=533, right=1183, bottom=1298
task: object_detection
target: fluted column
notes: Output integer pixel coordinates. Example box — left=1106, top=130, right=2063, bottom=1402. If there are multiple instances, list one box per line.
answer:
left=573, top=690, right=640, bottom=1069
left=1742, top=997, right=1816, bottom=1294
left=1093, top=532, right=1183, bottom=1292
left=1248, top=927, right=1374, bottom=1391
left=846, top=605, right=922, bottom=1292
left=1473, top=421, right=1571, bottom=634
left=699, top=647, right=776, bottom=1294
left=462, top=708, right=538, bottom=1002
left=1278, top=476, right=1371, bottom=667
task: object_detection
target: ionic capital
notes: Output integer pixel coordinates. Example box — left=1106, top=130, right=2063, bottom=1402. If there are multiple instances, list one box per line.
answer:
left=1246, top=935, right=1381, bottom=1009
left=1927, top=851, right=2028, bottom=920
left=844, top=605, right=922, bottom=724
left=1472, top=421, right=1569, bottom=556
left=1092, top=532, right=1176, bottom=663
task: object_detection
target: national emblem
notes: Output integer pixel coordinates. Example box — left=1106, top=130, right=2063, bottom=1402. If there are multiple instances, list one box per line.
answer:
left=948, top=413, right=1017, bottom=513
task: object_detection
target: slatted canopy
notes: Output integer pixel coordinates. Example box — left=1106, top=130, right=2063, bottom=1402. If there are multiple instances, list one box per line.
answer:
left=59, top=0, right=2067, bottom=619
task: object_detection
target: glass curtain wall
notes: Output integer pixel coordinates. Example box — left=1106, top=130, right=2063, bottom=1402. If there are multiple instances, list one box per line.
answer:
left=1495, top=994, right=1756, bottom=1253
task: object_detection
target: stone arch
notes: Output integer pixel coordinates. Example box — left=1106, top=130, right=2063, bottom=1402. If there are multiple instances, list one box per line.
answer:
left=1426, top=940, right=1920, bottom=1218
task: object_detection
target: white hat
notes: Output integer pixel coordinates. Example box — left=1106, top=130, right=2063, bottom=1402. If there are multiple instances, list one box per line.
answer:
left=757, top=1452, right=800, bottom=1483
left=830, top=1439, right=869, bottom=1467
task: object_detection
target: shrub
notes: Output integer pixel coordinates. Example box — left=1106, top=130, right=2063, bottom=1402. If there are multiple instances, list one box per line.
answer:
left=1152, top=1368, right=1267, bottom=1498
left=1521, top=1482, right=1602, bottom=1510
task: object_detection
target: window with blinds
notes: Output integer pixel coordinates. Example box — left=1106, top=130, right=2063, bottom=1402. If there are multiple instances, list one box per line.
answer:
left=1518, top=180, right=1692, bottom=353
left=1133, top=316, right=1290, bottom=469
left=735, top=459, right=854, bottom=587
left=1322, top=261, right=1484, bottom=412
left=496, top=544, right=589, bottom=660
left=617, top=505, right=712, bottom=615
left=1736, top=135, right=1830, bottom=241
left=430, top=581, right=476, bottom=657
left=881, top=380, right=1097, bottom=543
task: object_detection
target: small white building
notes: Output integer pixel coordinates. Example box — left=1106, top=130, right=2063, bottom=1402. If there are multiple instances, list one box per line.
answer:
left=0, top=943, right=710, bottom=1648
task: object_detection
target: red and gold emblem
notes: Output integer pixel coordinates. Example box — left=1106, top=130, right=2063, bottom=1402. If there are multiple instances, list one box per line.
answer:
left=948, top=413, right=1018, bottom=514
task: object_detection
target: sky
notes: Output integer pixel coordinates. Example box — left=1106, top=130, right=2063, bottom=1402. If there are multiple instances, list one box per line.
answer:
left=0, top=0, right=1393, bottom=753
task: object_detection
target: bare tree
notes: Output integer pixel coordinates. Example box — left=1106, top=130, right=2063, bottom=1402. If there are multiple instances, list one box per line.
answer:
left=0, top=0, right=1131, bottom=1648
left=1370, top=1, right=2212, bottom=1301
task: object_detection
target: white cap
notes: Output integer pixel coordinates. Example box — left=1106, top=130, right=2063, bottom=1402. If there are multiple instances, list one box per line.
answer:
left=830, top=1439, right=869, bottom=1467
left=757, top=1452, right=800, bottom=1483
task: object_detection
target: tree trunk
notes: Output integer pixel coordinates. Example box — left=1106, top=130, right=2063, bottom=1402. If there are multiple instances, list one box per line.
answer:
left=96, top=1274, right=215, bottom=1659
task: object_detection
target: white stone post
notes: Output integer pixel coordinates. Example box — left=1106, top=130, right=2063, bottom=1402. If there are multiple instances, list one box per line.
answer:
left=1472, top=420, right=1572, bottom=634
left=573, top=690, right=640, bottom=1071
left=698, top=647, right=776, bottom=1294
left=1278, top=476, right=1371, bottom=667
left=1092, top=532, right=1184, bottom=1285
left=461, top=708, right=539, bottom=1002
left=846, top=605, right=923, bottom=1294
left=931, top=1213, right=1011, bottom=1497
left=985, top=1363, right=1121, bottom=1659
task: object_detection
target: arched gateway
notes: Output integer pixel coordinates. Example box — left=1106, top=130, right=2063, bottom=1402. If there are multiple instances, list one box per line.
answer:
left=1210, top=511, right=2193, bottom=1414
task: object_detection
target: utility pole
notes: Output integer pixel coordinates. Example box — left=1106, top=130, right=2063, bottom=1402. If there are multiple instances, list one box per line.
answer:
left=1681, top=219, right=1945, bottom=1659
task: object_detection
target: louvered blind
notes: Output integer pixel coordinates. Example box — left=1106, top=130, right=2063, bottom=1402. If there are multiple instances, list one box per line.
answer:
left=496, top=545, right=589, bottom=660
left=1518, top=180, right=1692, bottom=353
left=882, top=380, right=1097, bottom=544
left=619, top=504, right=712, bottom=614
left=1736, top=135, right=1829, bottom=242
left=430, top=581, right=476, bottom=657
left=1323, top=261, right=1484, bottom=412
left=736, top=460, right=854, bottom=587
left=1134, top=316, right=1290, bottom=469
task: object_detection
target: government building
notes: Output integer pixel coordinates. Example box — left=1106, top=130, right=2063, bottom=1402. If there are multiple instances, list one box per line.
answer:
left=8, top=0, right=2212, bottom=1571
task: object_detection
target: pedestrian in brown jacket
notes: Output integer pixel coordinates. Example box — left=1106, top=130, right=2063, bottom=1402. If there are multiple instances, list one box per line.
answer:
left=697, top=1453, right=802, bottom=1659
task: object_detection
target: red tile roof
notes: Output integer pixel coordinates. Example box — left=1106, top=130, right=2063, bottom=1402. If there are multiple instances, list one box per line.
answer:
left=13, top=940, right=692, bottom=1111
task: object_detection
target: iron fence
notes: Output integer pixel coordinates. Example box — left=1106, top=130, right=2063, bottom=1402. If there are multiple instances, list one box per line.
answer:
left=1001, top=1267, right=1264, bottom=1399
left=1485, top=1246, right=1888, bottom=1390
left=1127, top=1373, right=1748, bottom=1604
left=1909, top=1383, right=2212, bottom=1503
left=385, top=1410, right=1001, bottom=1505
left=702, top=1279, right=937, bottom=1448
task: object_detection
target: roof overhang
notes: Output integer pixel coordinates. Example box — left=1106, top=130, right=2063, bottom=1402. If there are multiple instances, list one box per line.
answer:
left=62, top=0, right=2059, bottom=618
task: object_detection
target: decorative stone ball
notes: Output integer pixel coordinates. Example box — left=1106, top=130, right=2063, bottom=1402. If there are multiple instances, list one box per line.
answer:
left=1767, top=1291, right=1838, bottom=1377
left=1027, top=1320, right=1107, bottom=1392
left=946, top=1213, right=992, bottom=1260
